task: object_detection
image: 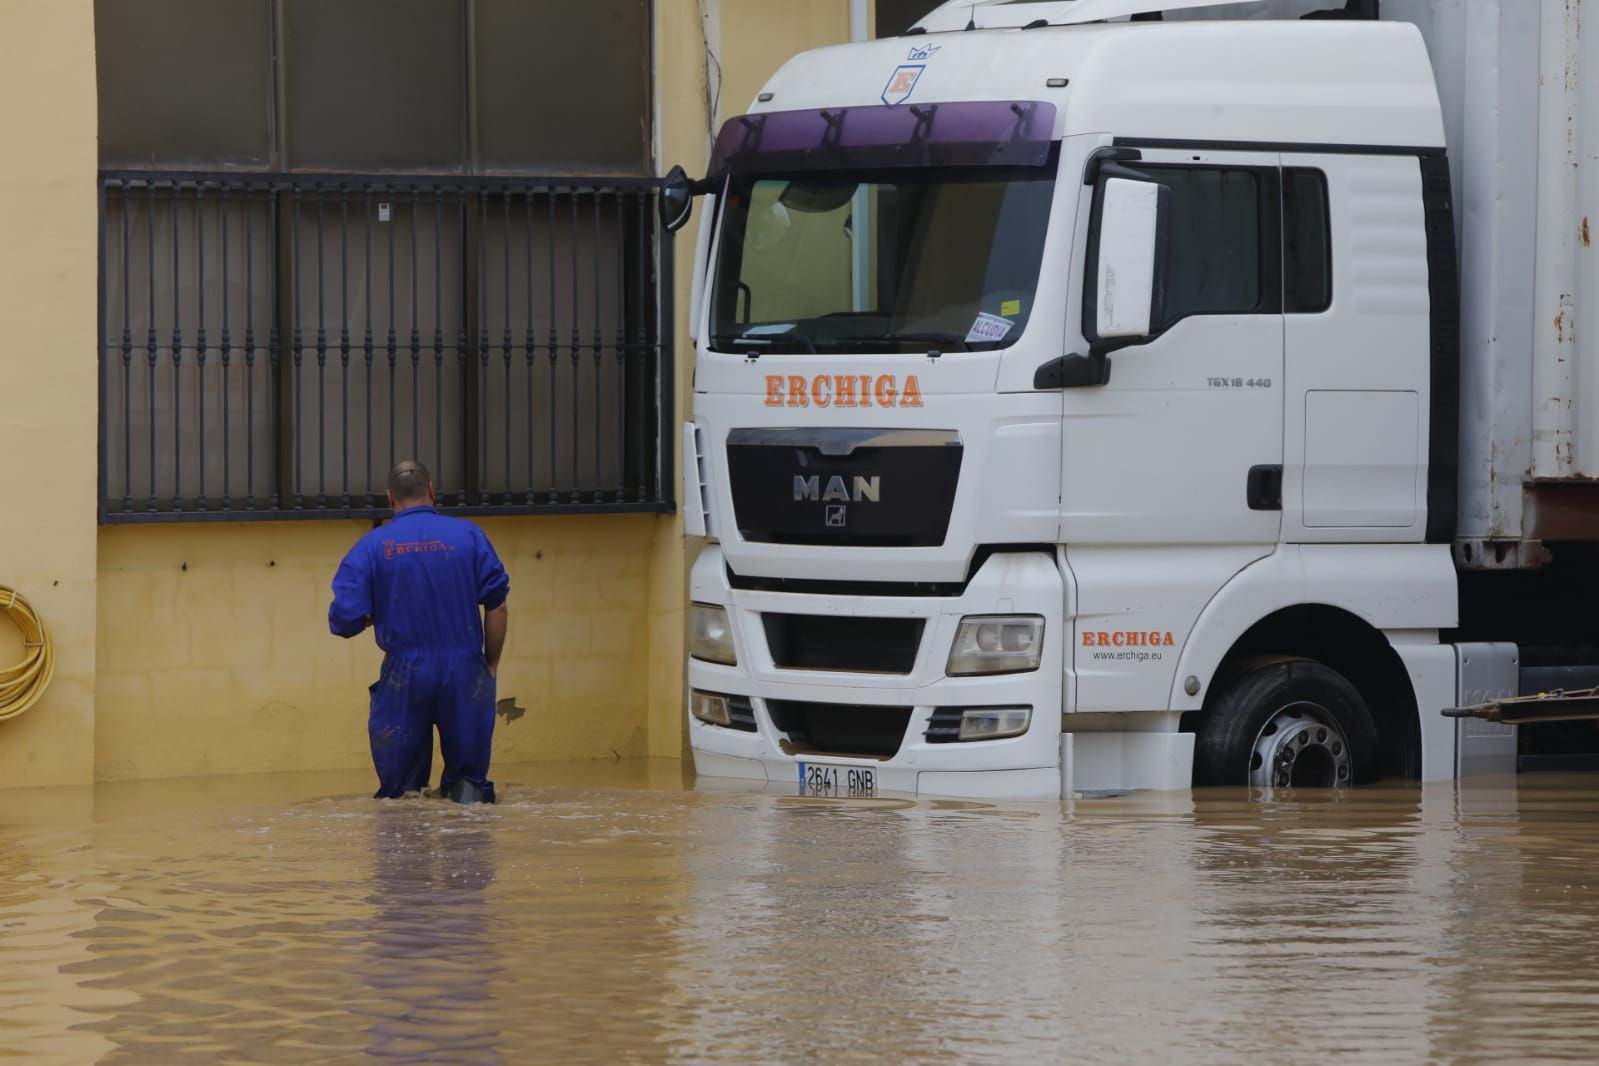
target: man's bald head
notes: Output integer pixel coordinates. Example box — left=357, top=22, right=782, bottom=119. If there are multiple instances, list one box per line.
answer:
left=387, top=461, right=434, bottom=508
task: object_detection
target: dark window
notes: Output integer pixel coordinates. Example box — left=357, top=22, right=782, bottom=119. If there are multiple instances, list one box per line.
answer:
left=282, top=0, right=468, bottom=171
left=95, top=2, right=669, bottom=522
left=1284, top=167, right=1333, bottom=313
left=1138, top=166, right=1276, bottom=325
left=475, top=0, right=651, bottom=172
left=94, top=0, right=653, bottom=174
left=95, top=0, right=275, bottom=167
left=1083, top=162, right=1282, bottom=343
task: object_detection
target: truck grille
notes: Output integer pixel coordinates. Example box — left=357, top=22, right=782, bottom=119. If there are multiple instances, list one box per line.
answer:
left=767, top=701, right=913, bottom=758
left=725, top=428, right=962, bottom=547
left=761, top=614, right=923, bottom=674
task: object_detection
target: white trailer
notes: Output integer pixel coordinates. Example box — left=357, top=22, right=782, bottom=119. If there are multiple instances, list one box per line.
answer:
left=664, top=0, right=1599, bottom=798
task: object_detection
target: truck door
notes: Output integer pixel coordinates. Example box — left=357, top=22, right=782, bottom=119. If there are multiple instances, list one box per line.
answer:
left=1060, top=147, right=1285, bottom=714
left=1060, top=147, right=1285, bottom=547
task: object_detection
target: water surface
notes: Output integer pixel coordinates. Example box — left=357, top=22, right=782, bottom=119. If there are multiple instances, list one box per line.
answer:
left=4, top=763, right=1599, bottom=1063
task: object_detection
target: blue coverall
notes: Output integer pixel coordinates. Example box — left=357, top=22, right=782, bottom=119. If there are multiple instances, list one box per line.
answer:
left=328, top=506, right=510, bottom=801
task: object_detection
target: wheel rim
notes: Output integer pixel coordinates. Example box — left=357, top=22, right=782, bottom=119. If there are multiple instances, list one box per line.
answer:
left=1248, top=702, right=1352, bottom=790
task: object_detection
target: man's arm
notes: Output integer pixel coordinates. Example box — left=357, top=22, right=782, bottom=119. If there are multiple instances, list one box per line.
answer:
left=483, top=604, right=508, bottom=677
left=474, top=527, right=511, bottom=675
left=328, top=545, right=374, bottom=638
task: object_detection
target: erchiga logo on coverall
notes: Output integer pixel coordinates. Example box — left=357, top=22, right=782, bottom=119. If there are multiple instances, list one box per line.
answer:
left=764, top=374, right=924, bottom=408
left=1084, top=630, right=1175, bottom=663
left=382, top=539, right=454, bottom=560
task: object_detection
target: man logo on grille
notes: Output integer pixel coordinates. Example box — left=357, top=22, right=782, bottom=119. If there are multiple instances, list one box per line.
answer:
left=826, top=505, right=847, bottom=528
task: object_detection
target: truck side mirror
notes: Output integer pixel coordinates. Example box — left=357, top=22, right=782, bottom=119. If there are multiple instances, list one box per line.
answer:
left=660, top=165, right=697, bottom=233
left=1093, top=176, right=1170, bottom=340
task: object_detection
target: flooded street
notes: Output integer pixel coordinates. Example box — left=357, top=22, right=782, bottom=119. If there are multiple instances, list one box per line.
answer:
left=6, top=766, right=1599, bottom=1063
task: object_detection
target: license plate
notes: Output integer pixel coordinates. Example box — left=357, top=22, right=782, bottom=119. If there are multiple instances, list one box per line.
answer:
left=798, top=762, right=877, bottom=797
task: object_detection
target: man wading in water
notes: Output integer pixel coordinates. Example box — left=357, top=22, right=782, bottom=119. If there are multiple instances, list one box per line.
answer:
left=328, top=460, right=510, bottom=803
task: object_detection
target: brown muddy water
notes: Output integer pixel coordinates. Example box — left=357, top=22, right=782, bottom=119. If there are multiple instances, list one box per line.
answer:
left=5, top=764, right=1599, bottom=1064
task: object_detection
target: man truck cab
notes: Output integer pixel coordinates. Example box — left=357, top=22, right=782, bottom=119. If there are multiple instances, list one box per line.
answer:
left=669, top=0, right=1594, bottom=798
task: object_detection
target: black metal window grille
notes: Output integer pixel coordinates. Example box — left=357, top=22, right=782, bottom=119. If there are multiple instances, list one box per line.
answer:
left=99, top=172, right=673, bottom=522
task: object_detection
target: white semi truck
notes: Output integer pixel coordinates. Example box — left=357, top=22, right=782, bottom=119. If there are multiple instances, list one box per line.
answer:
left=662, top=0, right=1599, bottom=798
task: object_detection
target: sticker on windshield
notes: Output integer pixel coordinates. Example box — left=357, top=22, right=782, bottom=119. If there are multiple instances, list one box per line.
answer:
left=1000, top=299, right=1022, bottom=317
left=744, top=323, right=797, bottom=336
left=966, top=312, right=1014, bottom=344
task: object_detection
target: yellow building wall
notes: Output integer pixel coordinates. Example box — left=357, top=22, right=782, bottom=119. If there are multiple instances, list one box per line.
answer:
left=0, top=0, right=99, bottom=788
left=95, top=515, right=658, bottom=782
left=1, top=0, right=857, bottom=790
left=720, top=0, right=853, bottom=114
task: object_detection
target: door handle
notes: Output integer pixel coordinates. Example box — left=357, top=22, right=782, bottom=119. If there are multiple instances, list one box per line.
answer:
left=1247, top=465, right=1283, bottom=511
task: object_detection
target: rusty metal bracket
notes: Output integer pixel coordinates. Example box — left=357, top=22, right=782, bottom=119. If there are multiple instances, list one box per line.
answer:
left=1444, top=686, right=1599, bottom=725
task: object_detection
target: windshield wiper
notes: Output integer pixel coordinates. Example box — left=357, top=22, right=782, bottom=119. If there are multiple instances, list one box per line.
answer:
left=840, top=330, right=975, bottom=353
left=712, top=333, right=817, bottom=355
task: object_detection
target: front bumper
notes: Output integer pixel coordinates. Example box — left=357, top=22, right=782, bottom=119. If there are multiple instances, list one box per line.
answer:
left=686, top=545, right=1065, bottom=799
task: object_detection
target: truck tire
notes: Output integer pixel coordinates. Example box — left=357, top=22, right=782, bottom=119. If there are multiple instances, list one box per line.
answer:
left=1193, top=659, right=1379, bottom=789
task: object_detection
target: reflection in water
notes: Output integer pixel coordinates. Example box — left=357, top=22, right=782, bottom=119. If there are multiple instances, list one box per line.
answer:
left=3, top=767, right=1599, bottom=1062
left=359, top=805, right=499, bottom=1062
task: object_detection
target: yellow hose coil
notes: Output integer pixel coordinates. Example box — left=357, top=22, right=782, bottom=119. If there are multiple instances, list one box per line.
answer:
left=0, top=586, right=54, bottom=722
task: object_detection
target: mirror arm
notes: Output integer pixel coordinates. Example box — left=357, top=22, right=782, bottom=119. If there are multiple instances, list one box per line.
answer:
left=1083, top=147, right=1142, bottom=186
left=1034, top=351, right=1111, bottom=390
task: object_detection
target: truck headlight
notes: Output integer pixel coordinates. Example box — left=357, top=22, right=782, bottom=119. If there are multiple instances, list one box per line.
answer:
left=946, top=615, right=1044, bottom=675
left=690, top=689, right=731, bottom=726
left=690, top=603, right=737, bottom=665
left=958, top=707, right=1032, bottom=741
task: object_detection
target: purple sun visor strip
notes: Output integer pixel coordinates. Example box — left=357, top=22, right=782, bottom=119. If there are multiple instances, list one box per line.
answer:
left=707, top=100, right=1057, bottom=178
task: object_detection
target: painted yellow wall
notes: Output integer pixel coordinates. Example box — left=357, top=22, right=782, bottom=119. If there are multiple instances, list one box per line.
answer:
left=644, top=0, right=708, bottom=760
left=95, top=515, right=659, bottom=782
left=2, top=0, right=858, bottom=790
left=720, top=0, right=853, bottom=115
left=0, top=0, right=99, bottom=788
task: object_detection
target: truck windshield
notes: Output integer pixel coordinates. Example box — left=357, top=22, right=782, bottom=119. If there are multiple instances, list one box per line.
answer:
left=708, top=154, right=1058, bottom=355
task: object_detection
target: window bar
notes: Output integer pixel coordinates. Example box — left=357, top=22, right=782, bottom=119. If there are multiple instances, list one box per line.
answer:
left=220, top=185, right=232, bottom=511
left=614, top=189, right=628, bottom=503
left=363, top=187, right=374, bottom=508
left=339, top=185, right=352, bottom=509
left=433, top=187, right=445, bottom=502
left=652, top=220, right=667, bottom=504
left=463, top=190, right=476, bottom=506
left=592, top=188, right=604, bottom=503
left=119, top=180, right=132, bottom=514
left=315, top=190, right=328, bottom=509
left=266, top=189, right=281, bottom=509
left=569, top=188, right=581, bottom=504
left=633, top=189, right=649, bottom=502
left=291, top=186, right=304, bottom=509
left=196, top=183, right=208, bottom=511
left=147, top=181, right=158, bottom=513
left=386, top=187, right=398, bottom=482
left=524, top=188, right=536, bottom=505
left=477, top=191, right=490, bottom=505
left=502, top=187, right=513, bottom=505
left=546, top=189, right=559, bottom=504
left=170, top=182, right=183, bottom=514
left=410, top=187, right=421, bottom=462
left=245, top=187, right=257, bottom=510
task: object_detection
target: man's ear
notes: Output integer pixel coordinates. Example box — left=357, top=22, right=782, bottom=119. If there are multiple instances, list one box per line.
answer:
left=387, top=490, right=398, bottom=511
left=427, top=482, right=437, bottom=505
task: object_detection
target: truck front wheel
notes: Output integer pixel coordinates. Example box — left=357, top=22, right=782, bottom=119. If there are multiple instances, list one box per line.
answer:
left=1193, top=660, right=1379, bottom=789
